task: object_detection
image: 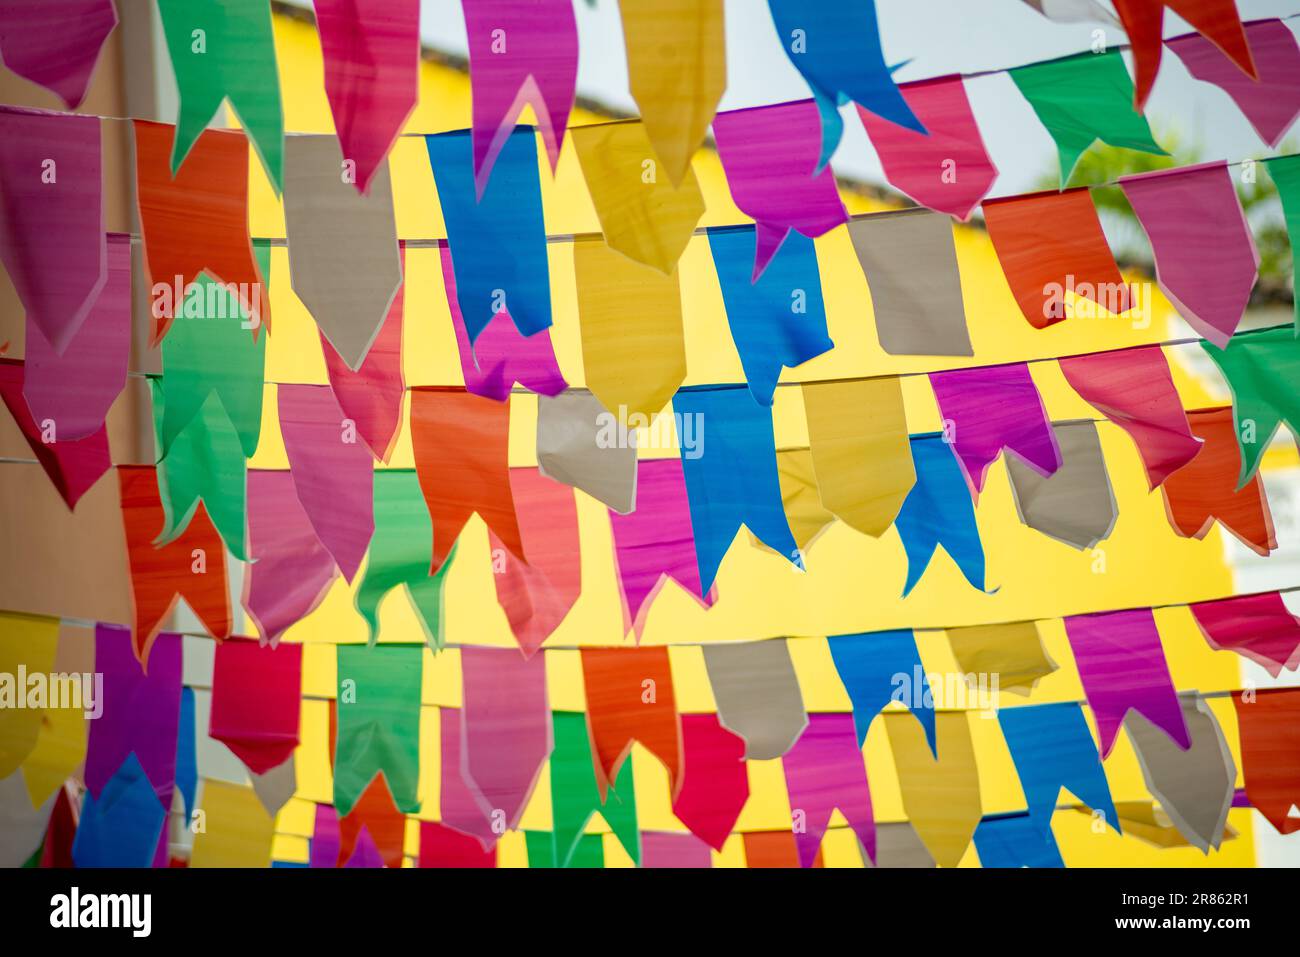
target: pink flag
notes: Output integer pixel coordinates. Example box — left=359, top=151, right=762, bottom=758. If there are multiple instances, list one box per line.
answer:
left=321, top=246, right=407, bottom=463
left=856, top=75, right=997, bottom=220
left=642, top=831, right=713, bottom=868
left=22, top=232, right=130, bottom=441
left=1064, top=608, right=1191, bottom=758
left=441, top=245, right=567, bottom=403
left=209, top=637, right=302, bottom=775
left=671, top=713, right=749, bottom=852
left=782, top=712, right=875, bottom=868
left=712, top=100, right=849, bottom=280
left=242, top=470, right=338, bottom=647
left=1190, top=591, right=1300, bottom=678
left=309, top=803, right=341, bottom=868
left=609, top=457, right=714, bottom=638
left=1120, top=162, right=1258, bottom=348
left=461, top=0, right=577, bottom=194
left=439, top=707, right=496, bottom=848
left=929, top=362, right=1061, bottom=495
left=0, top=360, right=111, bottom=509
left=491, top=468, right=581, bottom=657
left=1168, top=19, right=1300, bottom=148
left=1058, top=346, right=1202, bottom=489
left=0, top=107, right=106, bottom=354
left=277, top=383, right=376, bottom=582
left=314, top=0, right=420, bottom=194
left=459, top=646, right=552, bottom=834
left=0, top=0, right=118, bottom=108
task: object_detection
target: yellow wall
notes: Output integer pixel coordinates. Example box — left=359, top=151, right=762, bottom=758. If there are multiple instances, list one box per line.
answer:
left=243, top=12, right=1269, bottom=867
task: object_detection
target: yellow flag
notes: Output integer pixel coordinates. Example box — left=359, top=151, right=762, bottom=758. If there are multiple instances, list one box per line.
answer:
left=575, top=236, right=687, bottom=422
left=617, top=0, right=725, bottom=187
left=571, top=119, right=706, bottom=274
left=22, top=622, right=93, bottom=805
left=191, top=780, right=275, bottom=868
left=945, top=621, right=1057, bottom=695
left=803, top=378, right=915, bottom=537
left=885, top=711, right=982, bottom=868
left=0, top=613, right=59, bottom=778
left=774, top=448, right=836, bottom=552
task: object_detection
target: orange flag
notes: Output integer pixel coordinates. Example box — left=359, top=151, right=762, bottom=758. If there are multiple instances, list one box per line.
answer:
left=1232, top=688, right=1300, bottom=835
left=580, top=646, right=683, bottom=801
left=327, top=699, right=408, bottom=867
left=117, top=465, right=231, bottom=665
left=134, top=120, right=269, bottom=343
left=743, top=831, right=825, bottom=868
left=1162, top=407, right=1276, bottom=556
left=409, top=387, right=524, bottom=571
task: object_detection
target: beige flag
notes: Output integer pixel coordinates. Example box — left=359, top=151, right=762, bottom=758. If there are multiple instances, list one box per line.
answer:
left=848, top=209, right=973, bottom=357
left=0, top=772, right=57, bottom=867
left=885, top=711, right=982, bottom=868
left=867, top=821, right=937, bottom=868
left=803, top=378, right=916, bottom=537
left=251, top=754, right=297, bottom=819
left=537, top=390, right=639, bottom=514
left=946, top=620, right=1057, bottom=695
left=575, top=236, right=687, bottom=422
left=283, top=134, right=402, bottom=370
left=572, top=119, right=706, bottom=274
left=702, top=639, right=808, bottom=760
left=1006, top=419, right=1118, bottom=550
left=617, top=0, right=725, bottom=187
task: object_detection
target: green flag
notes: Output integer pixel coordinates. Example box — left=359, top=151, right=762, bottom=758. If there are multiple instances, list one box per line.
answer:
left=1201, top=325, right=1300, bottom=487
left=1267, top=156, right=1300, bottom=333
left=355, top=470, right=457, bottom=650
left=157, top=0, right=285, bottom=192
left=549, top=711, right=639, bottom=868
left=151, top=382, right=249, bottom=559
left=1010, top=51, right=1167, bottom=186
left=334, top=643, right=423, bottom=817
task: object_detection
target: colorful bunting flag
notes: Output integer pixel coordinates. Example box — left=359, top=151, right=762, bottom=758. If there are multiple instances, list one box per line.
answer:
left=1231, top=688, right=1300, bottom=834
left=775, top=448, right=837, bottom=552
left=1189, top=591, right=1300, bottom=677
left=946, top=621, right=1058, bottom=695
left=570, top=119, right=707, bottom=273
left=536, top=390, right=638, bottom=515
left=333, top=644, right=422, bottom=817
left=783, top=712, right=876, bottom=867
left=973, top=813, right=1065, bottom=868
left=711, top=100, right=849, bottom=280
left=549, top=711, right=640, bottom=868
left=743, top=830, right=823, bottom=868
left=1006, top=419, right=1118, bottom=550
left=0, top=0, right=118, bottom=108
left=209, top=638, right=301, bottom=775
left=72, top=753, right=167, bottom=868
left=314, top=0, right=420, bottom=194
left=671, top=713, right=748, bottom=851
left=251, top=754, right=296, bottom=817
left=869, top=822, right=937, bottom=868
left=419, top=821, right=497, bottom=868
left=338, top=776, right=407, bottom=868
left=1268, top=155, right=1300, bottom=330
left=765, top=0, right=923, bottom=171
left=0, top=613, right=59, bottom=778
left=708, top=227, right=833, bottom=405
left=1017, top=0, right=1117, bottom=24
left=829, top=630, right=935, bottom=753
left=425, top=128, right=552, bottom=344
left=895, top=434, right=989, bottom=597
left=190, top=780, right=275, bottom=868
left=701, top=639, right=807, bottom=760
left=581, top=646, right=682, bottom=800
left=642, top=831, right=713, bottom=868
left=439, top=705, right=495, bottom=846
left=885, top=711, right=982, bottom=868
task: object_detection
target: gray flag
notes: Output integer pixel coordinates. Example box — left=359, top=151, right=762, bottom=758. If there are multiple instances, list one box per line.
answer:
left=702, top=640, right=808, bottom=760
left=1006, top=419, right=1117, bottom=550
left=537, top=390, right=638, bottom=514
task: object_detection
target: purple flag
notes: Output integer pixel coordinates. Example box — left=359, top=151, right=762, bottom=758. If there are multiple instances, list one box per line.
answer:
left=85, top=625, right=182, bottom=808
left=782, top=712, right=875, bottom=867
left=1120, top=162, right=1258, bottom=349
left=1064, top=608, right=1191, bottom=758
left=642, top=831, right=713, bottom=868
left=315, top=0, right=420, bottom=194
left=930, top=363, right=1061, bottom=495
left=459, top=646, right=552, bottom=834
left=441, top=245, right=567, bottom=402
left=1168, top=20, right=1300, bottom=149
left=22, top=232, right=129, bottom=440
left=242, top=470, right=339, bottom=647
left=0, top=0, right=118, bottom=108
left=461, top=0, right=577, bottom=195
left=310, top=803, right=341, bottom=868
left=712, top=100, right=849, bottom=280
left=609, top=457, right=714, bottom=638
left=277, top=384, right=376, bottom=583
left=0, top=107, right=106, bottom=355
left=440, top=706, right=496, bottom=848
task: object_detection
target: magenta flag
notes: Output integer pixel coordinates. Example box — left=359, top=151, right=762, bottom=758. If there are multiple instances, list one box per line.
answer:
left=1169, top=20, right=1300, bottom=149
left=210, top=637, right=302, bottom=775
left=1064, top=608, right=1191, bottom=758
left=0, top=0, right=118, bottom=108
left=1058, top=345, right=1202, bottom=489
left=85, top=625, right=181, bottom=807
left=929, top=362, right=1061, bottom=495
left=277, top=383, right=376, bottom=582
left=22, top=232, right=130, bottom=440
left=1120, top=162, right=1258, bottom=349
left=243, top=470, right=338, bottom=647
left=459, top=646, right=552, bottom=834
left=491, top=468, right=581, bottom=657
left=609, top=458, right=714, bottom=638
left=642, top=831, right=713, bottom=868
left=671, top=713, right=749, bottom=851
left=441, top=245, right=567, bottom=403
left=322, top=247, right=407, bottom=463
left=439, top=707, right=496, bottom=848
left=461, top=0, right=577, bottom=194
left=781, top=712, right=874, bottom=868
left=310, top=803, right=341, bottom=868
left=857, top=76, right=997, bottom=221
left=0, top=107, right=106, bottom=355
left=712, top=100, right=849, bottom=280
left=315, top=0, right=420, bottom=194
left=1190, top=592, right=1300, bottom=678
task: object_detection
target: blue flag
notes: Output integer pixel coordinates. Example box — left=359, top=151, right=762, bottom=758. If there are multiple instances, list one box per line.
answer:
left=174, top=686, right=198, bottom=820
left=72, top=754, right=167, bottom=868
left=895, top=434, right=988, bottom=597
left=973, top=813, right=1066, bottom=868
left=828, top=630, right=936, bottom=755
